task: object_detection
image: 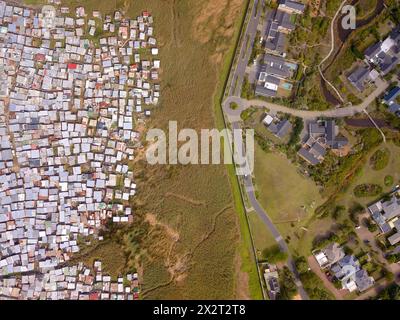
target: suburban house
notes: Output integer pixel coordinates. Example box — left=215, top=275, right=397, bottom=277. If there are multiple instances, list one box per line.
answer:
left=314, top=243, right=374, bottom=293
left=256, top=73, right=280, bottom=97
left=313, top=242, right=345, bottom=269
left=263, top=16, right=286, bottom=55
left=263, top=264, right=280, bottom=300
left=331, top=255, right=375, bottom=293
left=275, top=10, right=295, bottom=34
left=278, top=0, right=306, bottom=15
left=368, top=190, right=400, bottom=245
left=262, top=54, right=292, bottom=79
left=255, top=54, right=295, bottom=98
left=383, top=86, right=400, bottom=116
left=364, top=28, right=400, bottom=76
left=263, top=1, right=304, bottom=56
left=298, top=120, right=349, bottom=165
left=268, top=119, right=292, bottom=139
left=262, top=114, right=292, bottom=139
left=347, top=65, right=378, bottom=92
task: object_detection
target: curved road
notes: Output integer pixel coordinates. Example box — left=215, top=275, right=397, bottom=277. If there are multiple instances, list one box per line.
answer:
left=223, top=77, right=388, bottom=122
left=221, top=0, right=390, bottom=301
left=223, top=0, right=313, bottom=300
left=242, top=169, right=309, bottom=300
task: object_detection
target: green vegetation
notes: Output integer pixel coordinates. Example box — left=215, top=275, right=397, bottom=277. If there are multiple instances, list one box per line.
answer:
left=248, top=31, right=262, bottom=66
left=286, top=3, right=337, bottom=110
left=241, top=76, right=255, bottom=100
left=248, top=212, right=276, bottom=256
left=366, top=218, right=378, bottom=233
left=349, top=202, right=364, bottom=224
left=386, top=253, right=400, bottom=264
left=23, top=0, right=48, bottom=4
left=370, top=148, right=390, bottom=171
left=311, top=129, right=383, bottom=199
left=230, top=102, right=239, bottom=110
left=253, top=144, right=326, bottom=256
left=376, top=283, right=400, bottom=300
left=384, top=175, right=394, bottom=187
left=262, top=245, right=288, bottom=263
left=312, top=220, right=356, bottom=250
left=339, top=141, right=400, bottom=208
left=355, top=0, right=378, bottom=19
left=287, top=117, right=303, bottom=147
left=277, top=266, right=298, bottom=300
left=354, top=184, right=383, bottom=198
left=295, top=256, right=334, bottom=300
left=240, top=107, right=256, bottom=121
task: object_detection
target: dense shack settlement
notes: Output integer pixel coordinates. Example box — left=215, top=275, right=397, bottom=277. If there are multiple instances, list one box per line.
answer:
left=0, top=2, right=160, bottom=299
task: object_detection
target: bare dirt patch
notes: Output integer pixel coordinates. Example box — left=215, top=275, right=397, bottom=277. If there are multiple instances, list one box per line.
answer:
left=145, top=213, right=180, bottom=242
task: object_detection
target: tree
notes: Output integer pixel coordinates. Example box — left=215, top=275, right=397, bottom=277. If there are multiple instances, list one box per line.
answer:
left=295, top=256, right=309, bottom=274
left=332, top=205, right=345, bottom=220
left=377, top=283, right=400, bottom=300
left=262, top=245, right=288, bottom=263
left=278, top=266, right=297, bottom=300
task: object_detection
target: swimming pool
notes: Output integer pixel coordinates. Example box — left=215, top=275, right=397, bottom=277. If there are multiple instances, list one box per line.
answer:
left=281, top=82, right=293, bottom=90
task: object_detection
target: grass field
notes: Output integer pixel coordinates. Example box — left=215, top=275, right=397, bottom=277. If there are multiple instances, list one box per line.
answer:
left=339, top=142, right=400, bottom=207
left=248, top=211, right=275, bottom=259
left=25, top=0, right=256, bottom=299
left=253, top=144, right=333, bottom=256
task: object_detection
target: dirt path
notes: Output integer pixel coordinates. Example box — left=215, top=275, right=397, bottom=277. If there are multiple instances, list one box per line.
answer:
left=307, top=256, right=347, bottom=300
left=318, top=0, right=348, bottom=104
left=164, top=192, right=206, bottom=206
left=145, top=213, right=180, bottom=242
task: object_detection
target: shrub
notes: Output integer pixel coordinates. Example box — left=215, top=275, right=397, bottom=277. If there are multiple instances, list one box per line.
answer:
left=354, top=184, right=383, bottom=198
left=366, top=219, right=378, bottom=233
left=370, top=148, right=390, bottom=171
left=277, top=266, right=297, bottom=300
left=288, top=117, right=304, bottom=147
left=349, top=202, right=364, bottom=224
left=262, top=245, right=288, bottom=263
left=230, top=102, right=238, bottom=110
left=294, top=256, right=309, bottom=274
left=384, top=175, right=394, bottom=187
left=332, top=205, right=345, bottom=220
left=376, top=283, right=400, bottom=300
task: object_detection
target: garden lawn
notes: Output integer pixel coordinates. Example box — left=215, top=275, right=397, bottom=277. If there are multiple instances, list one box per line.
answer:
left=340, top=142, right=400, bottom=207
left=253, top=144, right=329, bottom=256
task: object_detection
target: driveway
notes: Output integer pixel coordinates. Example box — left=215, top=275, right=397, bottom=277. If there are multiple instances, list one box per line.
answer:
left=307, top=256, right=347, bottom=300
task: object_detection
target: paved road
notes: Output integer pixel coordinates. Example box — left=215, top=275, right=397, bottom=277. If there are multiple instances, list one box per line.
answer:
left=228, top=0, right=262, bottom=97
left=223, top=77, right=389, bottom=122
left=229, top=119, right=309, bottom=300
left=223, top=1, right=310, bottom=300
left=244, top=173, right=310, bottom=299
left=222, top=1, right=390, bottom=302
